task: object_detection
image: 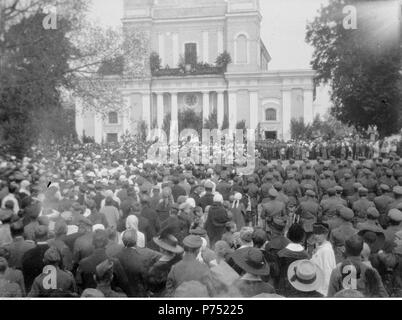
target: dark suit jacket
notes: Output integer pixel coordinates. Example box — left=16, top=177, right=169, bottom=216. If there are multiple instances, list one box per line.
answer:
left=76, top=248, right=131, bottom=296
left=116, top=247, right=161, bottom=297
left=21, top=243, right=50, bottom=292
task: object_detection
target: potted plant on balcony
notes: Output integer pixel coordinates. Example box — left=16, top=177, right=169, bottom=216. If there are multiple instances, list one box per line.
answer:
left=150, top=52, right=161, bottom=74
left=216, top=51, right=232, bottom=72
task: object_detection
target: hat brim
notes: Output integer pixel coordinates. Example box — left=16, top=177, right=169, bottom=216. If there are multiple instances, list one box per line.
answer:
left=231, top=248, right=270, bottom=276
left=153, top=237, right=184, bottom=254
left=287, top=260, right=324, bottom=292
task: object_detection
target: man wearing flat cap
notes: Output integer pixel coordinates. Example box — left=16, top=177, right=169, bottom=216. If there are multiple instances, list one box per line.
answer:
left=352, top=188, right=375, bottom=224
left=166, top=235, right=214, bottom=297
left=388, top=186, right=402, bottom=212
left=296, top=190, right=320, bottom=235
left=28, top=247, right=77, bottom=297
left=260, top=189, right=286, bottom=232
left=93, top=259, right=127, bottom=298
left=320, top=188, right=345, bottom=222
left=374, top=184, right=395, bottom=218
left=76, top=230, right=130, bottom=296
left=356, top=207, right=383, bottom=234
left=384, top=209, right=402, bottom=242
left=330, top=207, right=358, bottom=264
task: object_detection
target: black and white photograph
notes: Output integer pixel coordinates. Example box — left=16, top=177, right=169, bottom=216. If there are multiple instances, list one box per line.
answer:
left=0, top=0, right=402, bottom=303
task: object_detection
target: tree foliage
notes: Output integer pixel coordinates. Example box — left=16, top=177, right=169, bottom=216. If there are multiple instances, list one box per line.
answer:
left=305, top=0, right=401, bottom=137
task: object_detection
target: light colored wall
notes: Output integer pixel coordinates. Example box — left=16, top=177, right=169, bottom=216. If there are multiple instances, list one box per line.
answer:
left=291, top=88, right=304, bottom=120
left=237, top=90, right=250, bottom=126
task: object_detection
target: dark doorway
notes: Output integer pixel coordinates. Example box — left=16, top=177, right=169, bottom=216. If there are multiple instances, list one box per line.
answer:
left=185, top=43, right=197, bottom=66
left=265, top=131, right=277, bottom=140
left=107, top=133, right=118, bottom=143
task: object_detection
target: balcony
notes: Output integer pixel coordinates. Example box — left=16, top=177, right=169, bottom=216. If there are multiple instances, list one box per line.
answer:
left=152, top=65, right=224, bottom=77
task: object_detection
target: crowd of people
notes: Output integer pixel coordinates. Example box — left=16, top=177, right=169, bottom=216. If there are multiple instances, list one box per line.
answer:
left=256, top=136, right=402, bottom=161
left=1, top=138, right=402, bottom=298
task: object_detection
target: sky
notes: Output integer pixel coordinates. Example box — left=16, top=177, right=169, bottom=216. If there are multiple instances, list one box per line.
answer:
left=88, top=0, right=329, bottom=70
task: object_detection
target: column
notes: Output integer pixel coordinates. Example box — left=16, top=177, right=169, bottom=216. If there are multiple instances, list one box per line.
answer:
left=202, top=31, right=209, bottom=63
left=249, top=91, right=259, bottom=130
left=170, top=93, right=179, bottom=164
left=282, top=90, right=292, bottom=141
left=217, top=30, right=223, bottom=54
left=228, top=91, right=237, bottom=129
left=202, top=92, right=210, bottom=122
left=142, top=93, right=151, bottom=130
left=303, top=89, right=314, bottom=124
left=171, top=93, right=179, bottom=135
left=217, top=91, right=224, bottom=129
left=122, top=96, right=131, bottom=135
left=172, top=33, right=179, bottom=67
left=75, top=98, right=84, bottom=141
left=158, top=33, right=165, bottom=66
left=156, top=93, right=164, bottom=128
left=94, top=112, right=103, bottom=144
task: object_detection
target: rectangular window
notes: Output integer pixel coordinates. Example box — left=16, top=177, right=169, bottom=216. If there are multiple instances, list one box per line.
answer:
left=106, top=133, right=118, bottom=143
left=108, top=112, right=118, bottom=124
left=185, top=43, right=197, bottom=66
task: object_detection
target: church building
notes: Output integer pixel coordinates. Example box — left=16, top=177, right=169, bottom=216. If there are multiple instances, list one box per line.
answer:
left=76, top=0, right=327, bottom=143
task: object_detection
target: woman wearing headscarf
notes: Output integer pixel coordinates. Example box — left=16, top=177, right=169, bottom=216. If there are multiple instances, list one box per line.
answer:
left=120, top=215, right=146, bottom=248
left=230, top=193, right=246, bottom=231
left=205, top=194, right=230, bottom=248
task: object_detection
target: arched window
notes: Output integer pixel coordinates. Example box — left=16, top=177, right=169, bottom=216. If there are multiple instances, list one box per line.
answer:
left=108, top=112, right=118, bottom=124
left=236, top=34, right=248, bottom=64
left=265, top=108, right=277, bottom=121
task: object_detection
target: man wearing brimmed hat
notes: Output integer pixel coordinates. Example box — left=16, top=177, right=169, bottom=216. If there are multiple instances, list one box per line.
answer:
left=310, top=223, right=336, bottom=296
left=260, top=188, right=286, bottom=232
left=231, top=247, right=275, bottom=297
left=28, top=247, right=77, bottom=297
left=352, top=188, right=375, bottom=224
left=287, top=259, right=325, bottom=297
left=327, top=234, right=388, bottom=297
left=148, top=228, right=183, bottom=297
left=166, top=235, right=214, bottom=297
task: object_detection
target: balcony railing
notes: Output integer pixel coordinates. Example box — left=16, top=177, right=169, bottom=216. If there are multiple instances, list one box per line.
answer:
left=152, top=66, right=224, bottom=77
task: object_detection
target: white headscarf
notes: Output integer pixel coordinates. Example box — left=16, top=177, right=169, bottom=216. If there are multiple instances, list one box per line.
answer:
left=126, top=215, right=139, bottom=231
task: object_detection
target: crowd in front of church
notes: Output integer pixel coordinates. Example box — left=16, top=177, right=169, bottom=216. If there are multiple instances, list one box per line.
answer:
left=0, top=139, right=402, bottom=298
